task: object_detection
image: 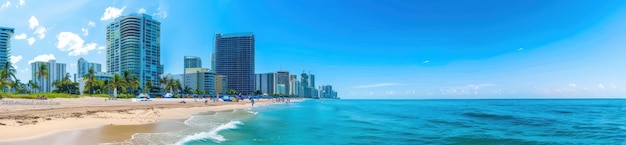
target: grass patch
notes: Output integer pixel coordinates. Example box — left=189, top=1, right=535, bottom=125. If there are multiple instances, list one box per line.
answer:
left=0, top=93, right=77, bottom=99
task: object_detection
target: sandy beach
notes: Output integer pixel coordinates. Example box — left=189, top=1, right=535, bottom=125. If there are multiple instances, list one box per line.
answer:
left=0, top=97, right=272, bottom=144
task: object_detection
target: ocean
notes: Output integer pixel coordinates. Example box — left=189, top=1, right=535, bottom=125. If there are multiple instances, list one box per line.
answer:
left=113, top=99, right=626, bottom=145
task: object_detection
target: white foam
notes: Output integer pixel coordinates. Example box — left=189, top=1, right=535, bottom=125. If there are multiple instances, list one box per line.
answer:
left=246, top=110, right=258, bottom=115
left=183, top=115, right=197, bottom=126
left=174, top=120, right=243, bottom=145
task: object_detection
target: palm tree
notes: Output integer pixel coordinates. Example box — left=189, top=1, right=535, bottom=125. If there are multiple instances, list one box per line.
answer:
left=173, top=79, right=182, bottom=95
left=35, top=63, right=49, bottom=93
left=144, top=81, right=153, bottom=93
left=160, top=76, right=168, bottom=92
left=83, top=67, right=97, bottom=95
left=0, top=76, right=10, bottom=92
left=28, top=80, right=39, bottom=93
left=122, top=70, right=139, bottom=95
left=11, top=79, right=21, bottom=93
left=1, top=62, right=16, bottom=82
left=109, top=73, right=127, bottom=99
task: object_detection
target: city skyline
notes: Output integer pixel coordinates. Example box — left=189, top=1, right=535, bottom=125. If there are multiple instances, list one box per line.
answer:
left=1, top=1, right=626, bottom=99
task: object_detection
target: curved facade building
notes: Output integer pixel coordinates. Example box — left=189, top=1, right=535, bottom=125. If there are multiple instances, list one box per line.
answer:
left=106, top=14, right=162, bottom=88
left=0, top=27, right=14, bottom=70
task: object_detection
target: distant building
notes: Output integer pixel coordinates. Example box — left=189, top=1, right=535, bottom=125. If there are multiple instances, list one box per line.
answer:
left=183, top=71, right=216, bottom=95
left=255, top=73, right=275, bottom=95
left=77, top=57, right=102, bottom=78
left=289, top=75, right=297, bottom=96
left=276, top=84, right=286, bottom=95
left=274, top=71, right=290, bottom=95
left=320, top=85, right=337, bottom=98
left=214, top=75, right=227, bottom=94
left=31, top=60, right=67, bottom=92
left=106, top=13, right=162, bottom=89
left=184, top=56, right=202, bottom=68
left=299, top=71, right=317, bottom=98
left=0, top=27, right=14, bottom=70
left=214, top=32, right=255, bottom=94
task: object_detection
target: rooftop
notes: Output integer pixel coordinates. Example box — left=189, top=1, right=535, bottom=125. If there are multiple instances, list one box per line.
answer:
left=216, top=32, right=254, bottom=38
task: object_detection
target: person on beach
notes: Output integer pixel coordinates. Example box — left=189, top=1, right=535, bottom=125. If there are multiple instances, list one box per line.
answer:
left=250, top=97, right=255, bottom=106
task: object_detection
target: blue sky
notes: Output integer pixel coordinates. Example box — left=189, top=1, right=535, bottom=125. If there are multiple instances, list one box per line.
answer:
left=1, top=0, right=626, bottom=99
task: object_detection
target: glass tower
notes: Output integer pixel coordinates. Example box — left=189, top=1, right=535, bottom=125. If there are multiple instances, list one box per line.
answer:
left=214, top=32, right=255, bottom=94
left=0, top=27, right=14, bottom=70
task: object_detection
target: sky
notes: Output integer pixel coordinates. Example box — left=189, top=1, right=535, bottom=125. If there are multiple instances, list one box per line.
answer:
left=1, top=0, right=626, bottom=99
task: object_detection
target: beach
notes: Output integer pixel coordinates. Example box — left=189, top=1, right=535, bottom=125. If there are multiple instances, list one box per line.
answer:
left=0, top=97, right=271, bottom=144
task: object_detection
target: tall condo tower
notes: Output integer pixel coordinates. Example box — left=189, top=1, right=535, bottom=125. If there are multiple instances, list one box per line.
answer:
left=214, top=32, right=255, bottom=94
left=106, top=13, right=163, bottom=88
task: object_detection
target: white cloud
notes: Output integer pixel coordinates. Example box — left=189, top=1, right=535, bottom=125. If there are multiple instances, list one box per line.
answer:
left=138, top=8, right=146, bottom=14
left=9, top=55, right=22, bottom=64
left=353, top=83, right=402, bottom=89
left=598, top=84, right=605, bottom=89
left=19, top=0, right=24, bottom=6
left=100, top=6, right=126, bottom=21
left=14, top=33, right=27, bottom=39
left=568, top=83, right=577, bottom=87
left=28, top=16, right=39, bottom=29
left=97, top=46, right=105, bottom=50
left=517, top=48, right=524, bottom=51
left=422, top=60, right=430, bottom=64
left=56, top=32, right=98, bottom=56
left=9, top=55, right=22, bottom=69
left=1, top=1, right=10, bottom=9
left=154, top=7, right=167, bottom=19
left=34, top=26, right=46, bottom=39
left=70, top=63, right=77, bottom=67
left=27, top=37, right=35, bottom=45
left=81, top=28, right=89, bottom=36
left=28, top=54, right=56, bottom=64
left=88, top=21, right=95, bottom=27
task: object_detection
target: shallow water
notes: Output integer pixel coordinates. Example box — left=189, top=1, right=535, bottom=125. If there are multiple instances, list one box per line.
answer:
left=113, top=99, right=626, bottom=145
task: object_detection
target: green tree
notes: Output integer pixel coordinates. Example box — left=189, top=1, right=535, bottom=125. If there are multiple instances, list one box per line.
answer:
left=83, top=67, right=97, bottom=95
left=109, top=73, right=127, bottom=99
left=28, top=80, right=39, bottom=93
left=144, top=81, right=153, bottom=93
left=226, top=89, right=238, bottom=95
left=253, top=90, right=262, bottom=95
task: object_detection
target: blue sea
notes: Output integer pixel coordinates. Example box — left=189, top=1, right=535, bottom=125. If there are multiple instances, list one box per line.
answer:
left=116, top=99, right=626, bottom=145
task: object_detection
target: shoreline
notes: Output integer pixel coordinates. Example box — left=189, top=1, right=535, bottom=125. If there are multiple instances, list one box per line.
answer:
left=0, top=97, right=276, bottom=143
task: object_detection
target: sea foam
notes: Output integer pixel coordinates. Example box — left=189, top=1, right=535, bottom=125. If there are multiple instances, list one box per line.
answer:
left=174, top=120, right=243, bottom=145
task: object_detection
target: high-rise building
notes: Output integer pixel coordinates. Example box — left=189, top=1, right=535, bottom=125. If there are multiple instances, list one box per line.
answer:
left=274, top=71, right=290, bottom=95
left=300, top=72, right=310, bottom=98
left=320, top=85, right=336, bottom=98
left=77, top=58, right=102, bottom=78
left=31, top=60, right=67, bottom=92
left=0, top=27, right=14, bottom=70
left=106, top=13, right=162, bottom=89
left=214, top=32, right=255, bottom=94
left=184, top=56, right=202, bottom=68
left=289, top=75, right=297, bottom=96
left=255, top=73, right=275, bottom=95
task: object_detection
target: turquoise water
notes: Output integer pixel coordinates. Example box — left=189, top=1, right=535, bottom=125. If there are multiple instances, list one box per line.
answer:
left=120, top=99, right=626, bottom=145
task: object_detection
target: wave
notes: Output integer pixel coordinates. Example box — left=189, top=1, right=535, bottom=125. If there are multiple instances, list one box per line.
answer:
left=246, top=110, right=258, bottom=115
left=174, top=120, right=243, bottom=145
